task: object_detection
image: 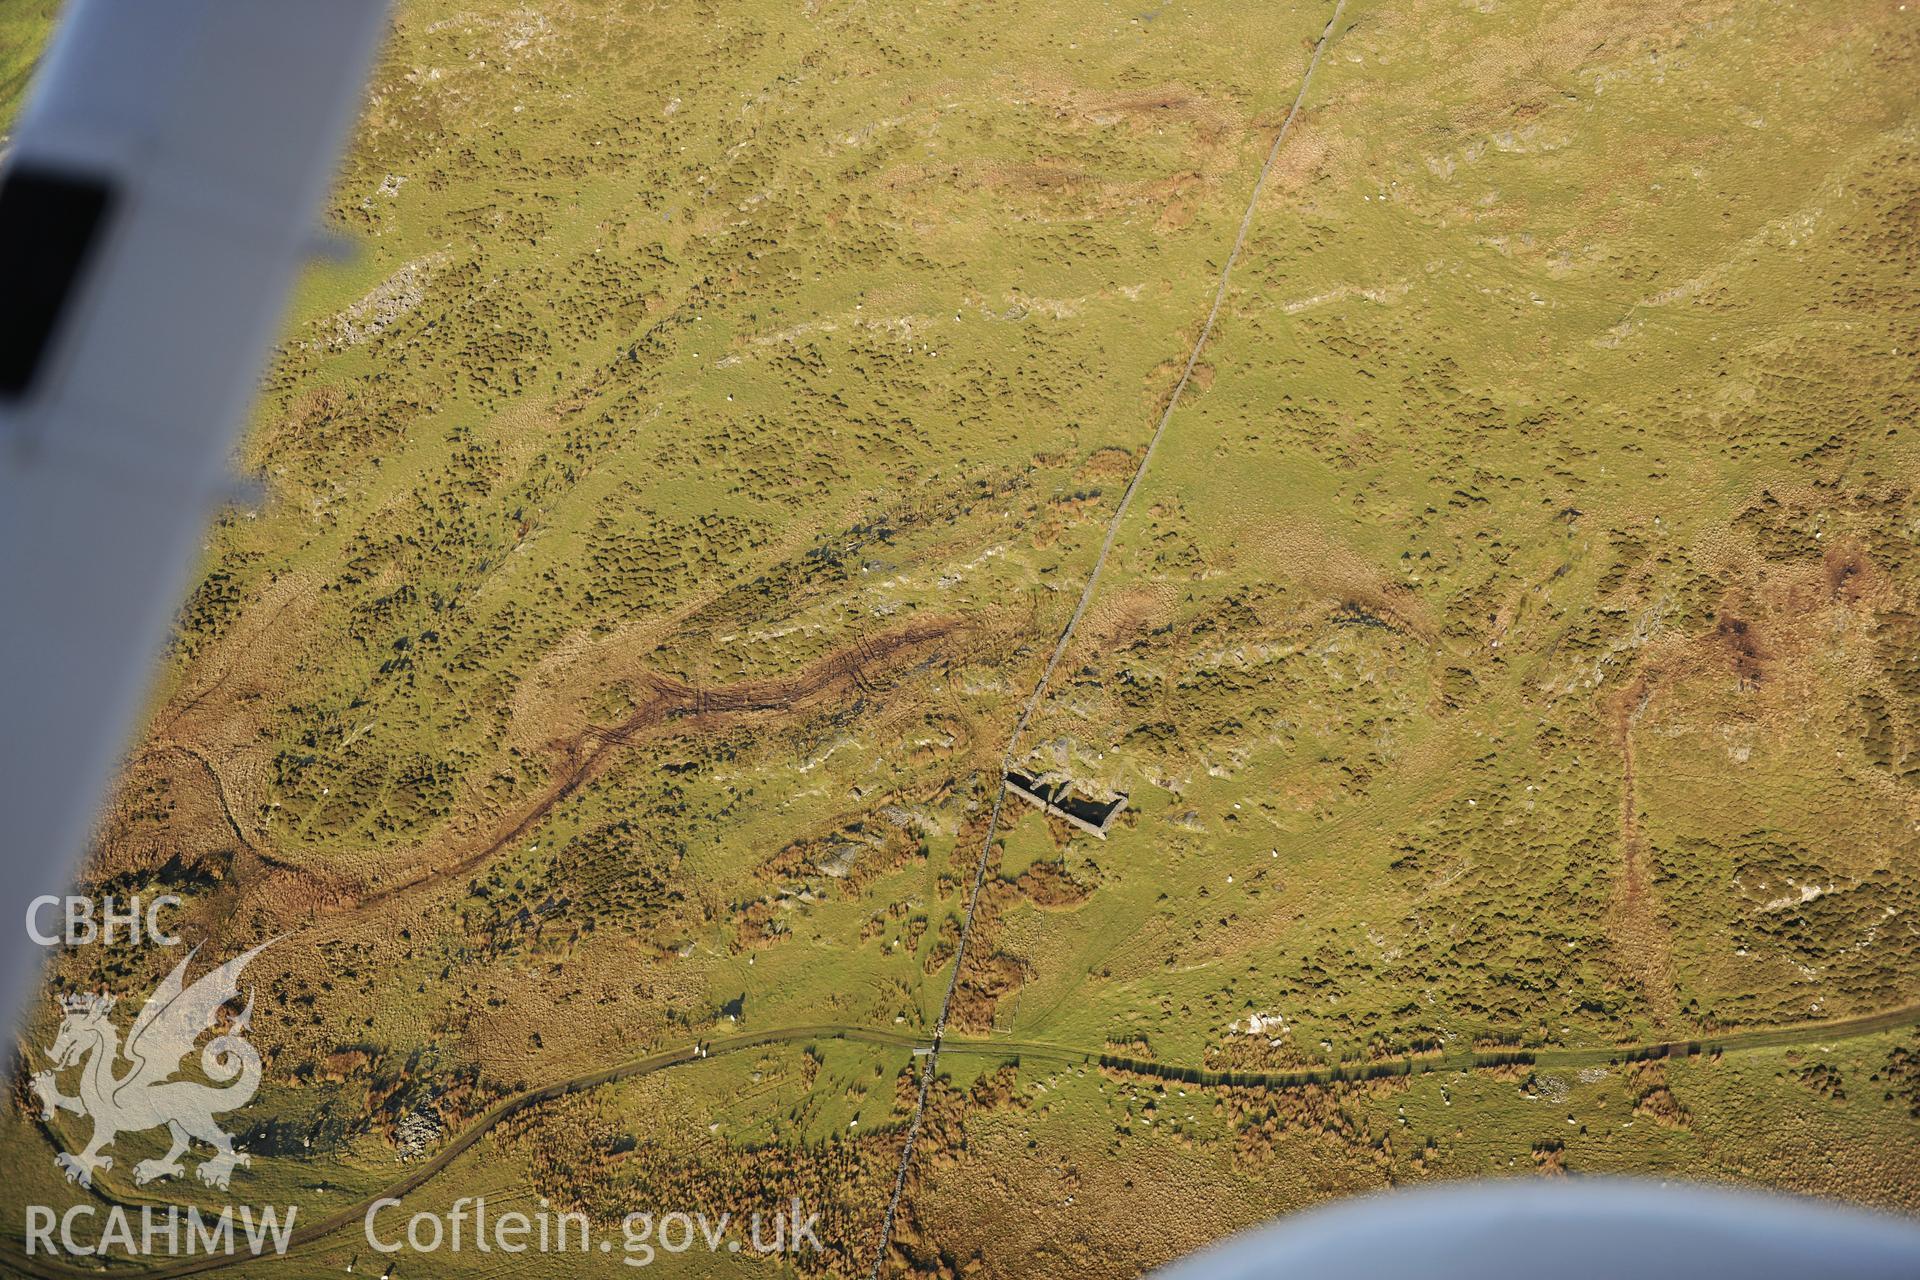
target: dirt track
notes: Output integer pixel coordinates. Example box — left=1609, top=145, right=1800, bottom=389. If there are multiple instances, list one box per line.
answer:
left=6, top=998, right=1916, bottom=1280
left=1611, top=673, right=1681, bottom=1029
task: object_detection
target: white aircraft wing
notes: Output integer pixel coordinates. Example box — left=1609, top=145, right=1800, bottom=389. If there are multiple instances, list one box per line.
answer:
left=0, top=0, right=388, bottom=1028
left=1153, top=1179, right=1920, bottom=1279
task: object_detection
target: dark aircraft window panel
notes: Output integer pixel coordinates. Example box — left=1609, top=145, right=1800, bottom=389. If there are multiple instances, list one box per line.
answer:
left=0, top=166, right=116, bottom=400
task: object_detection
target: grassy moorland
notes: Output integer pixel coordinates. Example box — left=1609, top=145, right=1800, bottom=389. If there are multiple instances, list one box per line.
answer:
left=3, top=0, right=1917, bottom=1276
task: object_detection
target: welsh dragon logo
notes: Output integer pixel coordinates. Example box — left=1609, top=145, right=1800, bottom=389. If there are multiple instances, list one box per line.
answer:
left=29, top=942, right=271, bottom=1191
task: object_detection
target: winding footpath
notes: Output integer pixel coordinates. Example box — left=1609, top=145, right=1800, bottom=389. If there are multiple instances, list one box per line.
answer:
left=5, top=1000, right=1917, bottom=1280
